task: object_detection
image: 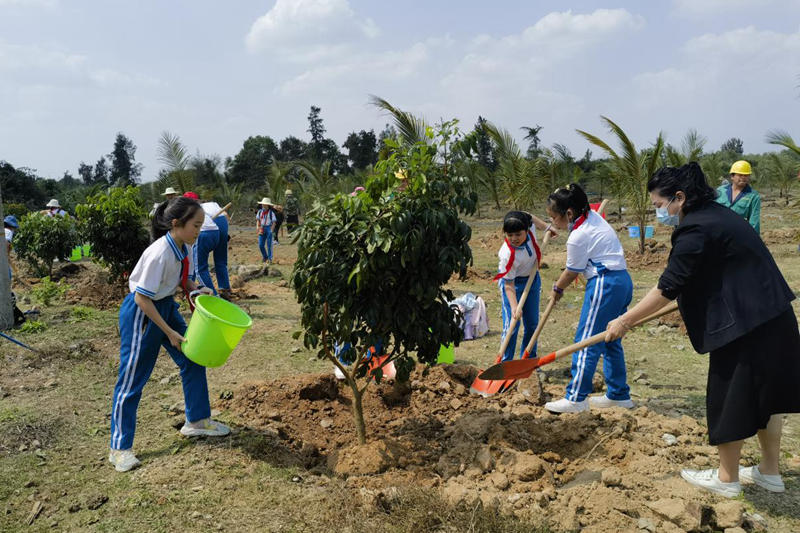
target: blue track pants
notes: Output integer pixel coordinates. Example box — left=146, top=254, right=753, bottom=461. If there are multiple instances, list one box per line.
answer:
left=195, top=216, right=230, bottom=295
left=110, top=293, right=211, bottom=450
left=258, top=228, right=273, bottom=262
left=565, top=269, right=633, bottom=402
left=499, top=273, right=541, bottom=362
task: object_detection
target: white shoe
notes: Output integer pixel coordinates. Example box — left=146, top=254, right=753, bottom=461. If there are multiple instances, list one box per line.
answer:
left=680, top=468, right=741, bottom=498
left=739, top=465, right=785, bottom=493
left=180, top=418, right=231, bottom=437
left=333, top=365, right=346, bottom=380
left=589, top=395, right=635, bottom=409
left=544, top=397, right=589, bottom=414
left=109, top=449, right=141, bottom=472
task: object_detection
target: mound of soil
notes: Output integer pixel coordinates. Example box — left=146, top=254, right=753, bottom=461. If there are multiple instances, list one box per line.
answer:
left=58, top=263, right=128, bottom=310
left=221, top=365, right=741, bottom=532
left=625, top=240, right=669, bottom=271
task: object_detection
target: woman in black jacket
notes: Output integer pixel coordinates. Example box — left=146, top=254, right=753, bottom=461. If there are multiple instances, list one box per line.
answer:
left=606, top=162, right=800, bottom=498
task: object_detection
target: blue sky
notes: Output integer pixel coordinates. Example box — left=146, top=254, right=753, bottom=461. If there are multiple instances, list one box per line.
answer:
left=1, top=0, right=800, bottom=180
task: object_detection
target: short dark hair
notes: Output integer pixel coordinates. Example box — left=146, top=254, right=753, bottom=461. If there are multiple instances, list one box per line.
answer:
left=503, top=211, right=532, bottom=233
left=151, top=197, right=202, bottom=241
left=547, top=183, right=590, bottom=218
left=647, top=162, right=716, bottom=213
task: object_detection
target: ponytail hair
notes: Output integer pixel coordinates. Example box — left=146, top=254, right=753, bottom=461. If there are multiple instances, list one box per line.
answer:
left=502, top=211, right=533, bottom=233
left=151, top=197, right=202, bottom=241
left=547, top=183, right=590, bottom=218
left=647, top=162, right=716, bottom=213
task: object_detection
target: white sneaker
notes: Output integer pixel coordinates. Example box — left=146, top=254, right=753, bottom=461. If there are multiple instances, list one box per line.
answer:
left=739, top=465, right=785, bottom=493
left=180, top=418, right=231, bottom=437
left=333, top=365, right=346, bottom=380
left=109, top=449, right=141, bottom=472
left=589, top=395, right=635, bottom=409
left=680, top=468, right=741, bottom=498
left=544, top=397, right=589, bottom=414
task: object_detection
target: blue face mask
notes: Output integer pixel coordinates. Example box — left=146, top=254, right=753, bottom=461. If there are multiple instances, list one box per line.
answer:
left=656, top=197, right=679, bottom=226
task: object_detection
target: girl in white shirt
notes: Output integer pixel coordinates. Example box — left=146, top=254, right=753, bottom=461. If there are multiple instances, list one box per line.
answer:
left=109, top=197, right=230, bottom=472
left=544, top=184, right=634, bottom=414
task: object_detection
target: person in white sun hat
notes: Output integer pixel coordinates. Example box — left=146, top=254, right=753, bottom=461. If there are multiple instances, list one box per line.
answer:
left=43, top=199, right=67, bottom=217
left=162, top=187, right=178, bottom=200
left=256, top=198, right=276, bottom=264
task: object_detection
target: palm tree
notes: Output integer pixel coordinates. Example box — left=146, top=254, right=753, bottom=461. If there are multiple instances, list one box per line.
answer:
left=156, top=131, right=194, bottom=193
left=766, top=130, right=800, bottom=156
left=665, top=129, right=706, bottom=167
left=292, top=160, right=341, bottom=205
left=484, top=122, right=549, bottom=209
left=521, top=125, right=543, bottom=159
left=762, top=152, right=799, bottom=204
left=577, top=116, right=664, bottom=253
left=368, top=96, right=429, bottom=146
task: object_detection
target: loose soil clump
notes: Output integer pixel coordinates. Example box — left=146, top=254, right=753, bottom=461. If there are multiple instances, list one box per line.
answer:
left=625, top=239, right=669, bottom=271
left=222, top=364, right=739, bottom=532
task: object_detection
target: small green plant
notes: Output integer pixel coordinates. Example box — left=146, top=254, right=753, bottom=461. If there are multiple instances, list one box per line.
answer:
left=31, top=276, right=69, bottom=306
left=70, top=306, right=94, bottom=321
left=12, top=213, right=80, bottom=276
left=19, top=320, right=46, bottom=334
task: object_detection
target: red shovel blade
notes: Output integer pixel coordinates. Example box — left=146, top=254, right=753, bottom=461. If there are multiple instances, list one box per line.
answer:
left=477, top=352, right=556, bottom=381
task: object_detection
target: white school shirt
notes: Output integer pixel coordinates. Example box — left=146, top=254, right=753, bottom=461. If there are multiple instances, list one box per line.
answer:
left=565, top=210, right=626, bottom=280
left=200, top=202, right=221, bottom=232
left=128, top=233, right=194, bottom=300
left=497, top=230, right=539, bottom=281
left=256, top=208, right=276, bottom=227
left=4, top=228, right=12, bottom=243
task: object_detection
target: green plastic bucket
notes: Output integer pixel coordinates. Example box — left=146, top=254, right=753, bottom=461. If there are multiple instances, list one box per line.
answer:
left=181, top=295, right=252, bottom=367
left=437, top=343, right=455, bottom=364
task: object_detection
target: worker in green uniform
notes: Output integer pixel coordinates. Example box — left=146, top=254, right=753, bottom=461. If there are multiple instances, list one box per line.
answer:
left=716, top=160, right=760, bottom=235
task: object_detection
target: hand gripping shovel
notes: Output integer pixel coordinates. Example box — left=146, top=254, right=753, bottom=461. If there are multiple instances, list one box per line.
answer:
left=477, top=301, right=679, bottom=382
left=495, top=295, right=557, bottom=394
left=470, top=231, right=551, bottom=397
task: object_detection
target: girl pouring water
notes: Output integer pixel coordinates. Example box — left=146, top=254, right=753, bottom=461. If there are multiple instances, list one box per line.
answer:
left=109, top=197, right=230, bottom=472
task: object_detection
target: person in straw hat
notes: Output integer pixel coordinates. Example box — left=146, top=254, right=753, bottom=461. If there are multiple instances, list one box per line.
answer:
left=161, top=187, right=178, bottom=200
left=256, top=198, right=276, bottom=264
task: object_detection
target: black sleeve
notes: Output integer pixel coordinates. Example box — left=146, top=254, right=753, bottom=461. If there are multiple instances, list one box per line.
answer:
left=657, top=225, right=705, bottom=300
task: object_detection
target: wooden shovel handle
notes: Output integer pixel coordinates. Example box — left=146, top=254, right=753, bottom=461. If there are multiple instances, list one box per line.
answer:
left=495, top=230, right=550, bottom=361
left=552, top=301, right=679, bottom=360
left=595, top=199, right=609, bottom=216
left=212, top=202, right=232, bottom=219
left=522, top=296, right=556, bottom=358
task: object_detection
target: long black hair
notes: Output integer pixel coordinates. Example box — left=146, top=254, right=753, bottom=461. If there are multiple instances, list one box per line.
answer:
left=151, top=197, right=202, bottom=241
left=547, top=183, right=590, bottom=219
left=647, top=162, right=716, bottom=213
left=502, top=211, right=533, bottom=234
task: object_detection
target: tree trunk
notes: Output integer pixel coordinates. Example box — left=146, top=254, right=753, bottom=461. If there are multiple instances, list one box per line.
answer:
left=349, top=382, right=366, bottom=445
left=638, top=215, right=646, bottom=254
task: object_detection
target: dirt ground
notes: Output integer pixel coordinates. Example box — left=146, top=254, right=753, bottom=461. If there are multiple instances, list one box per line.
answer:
left=2, top=204, right=800, bottom=532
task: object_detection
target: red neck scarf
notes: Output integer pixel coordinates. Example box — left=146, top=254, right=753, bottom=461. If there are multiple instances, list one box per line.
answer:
left=571, top=212, right=588, bottom=232
left=493, top=230, right=541, bottom=281
left=180, top=255, right=195, bottom=312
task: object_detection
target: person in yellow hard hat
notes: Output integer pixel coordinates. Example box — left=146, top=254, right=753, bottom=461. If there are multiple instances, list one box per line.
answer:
left=716, top=160, right=760, bottom=234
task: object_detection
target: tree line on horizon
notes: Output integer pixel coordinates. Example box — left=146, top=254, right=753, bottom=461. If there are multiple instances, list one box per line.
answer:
left=2, top=99, right=800, bottom=224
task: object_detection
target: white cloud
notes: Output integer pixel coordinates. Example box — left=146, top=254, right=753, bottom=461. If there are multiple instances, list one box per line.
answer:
left=245, top=0, right=379, bottom=61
